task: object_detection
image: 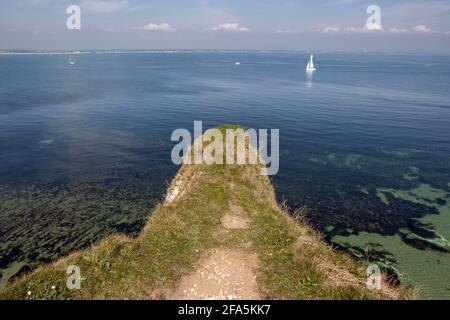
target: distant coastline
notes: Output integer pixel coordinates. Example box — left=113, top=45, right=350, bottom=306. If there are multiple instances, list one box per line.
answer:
left=1, top=49, right=448, bottom=56
left=0, top=50, right=84, bottom=55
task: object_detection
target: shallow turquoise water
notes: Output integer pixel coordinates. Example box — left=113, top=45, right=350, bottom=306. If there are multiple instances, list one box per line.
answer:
left=0, top=52, right=449, bottom=297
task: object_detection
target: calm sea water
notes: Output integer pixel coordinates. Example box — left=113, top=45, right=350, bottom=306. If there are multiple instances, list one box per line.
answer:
left=1, top=52, right=449, bottom=298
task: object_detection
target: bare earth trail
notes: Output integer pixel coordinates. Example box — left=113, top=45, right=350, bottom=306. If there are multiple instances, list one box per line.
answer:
left=171, top=205, right=260, bottom=300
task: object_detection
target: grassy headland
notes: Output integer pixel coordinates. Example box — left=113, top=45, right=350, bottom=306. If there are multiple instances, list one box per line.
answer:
left=0, top=126, right=412, bottom=300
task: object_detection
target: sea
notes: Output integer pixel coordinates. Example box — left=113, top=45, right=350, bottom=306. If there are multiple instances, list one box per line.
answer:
left=0, top=51, right=449, bottom=298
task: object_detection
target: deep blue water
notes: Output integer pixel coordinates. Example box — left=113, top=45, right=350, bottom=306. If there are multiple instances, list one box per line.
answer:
left=1, top=52, right=450, bottom=295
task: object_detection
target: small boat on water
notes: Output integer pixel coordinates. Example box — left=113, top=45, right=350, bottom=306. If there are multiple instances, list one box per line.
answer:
left=306, top=54, right=316, bottom=72
left=68, top=56, right=75, bottom=65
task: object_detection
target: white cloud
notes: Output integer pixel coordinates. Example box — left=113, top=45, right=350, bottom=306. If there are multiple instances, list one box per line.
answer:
left=139, top=23, right=175, bottom=32
left=343, top=26, right=361, bottom=32
left=389, top=27, right=409, bottom=34
left=210, top=23, right=251, bottom=32
left=322, top=27, right=341, bottom=33
left=364, top=23, right=384, bottom=32
left=413, top=25, right=431, bottom=33
left=322, top=24, right=441, bottom=35
left=322, top=25, right=385, bottom=33
left=275, top=29, right=296, bottom=34
left=82, top=0, right=127, bottom=13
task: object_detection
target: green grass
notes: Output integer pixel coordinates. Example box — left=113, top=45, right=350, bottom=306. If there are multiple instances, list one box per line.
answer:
left=0, top=126, right=412, bottom=300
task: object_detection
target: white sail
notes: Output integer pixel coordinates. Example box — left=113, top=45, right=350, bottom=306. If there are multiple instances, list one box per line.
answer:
left=306, top=54, right=316, bottom=72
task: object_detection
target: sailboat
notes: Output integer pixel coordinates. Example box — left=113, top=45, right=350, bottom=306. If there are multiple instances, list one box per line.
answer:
left=68, top=56, right=75, bottom=65
left=306, top=54, right=316, bottom=72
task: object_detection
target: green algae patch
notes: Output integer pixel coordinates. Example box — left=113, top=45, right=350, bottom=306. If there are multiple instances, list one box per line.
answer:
left=377, top=184, right=447, bottom=206
left=376, top=190, right=390, bottom=205
left=359, top=188, right=370, bottom=195
left=334, top=182, right=450, bottom=299
left=376, top=184, right=450, bottom=243
left=308, top=157, right=327, bottom=165
left=326, top=153, right=364, bottom=170
left=332, top=232, right=450, bottom=299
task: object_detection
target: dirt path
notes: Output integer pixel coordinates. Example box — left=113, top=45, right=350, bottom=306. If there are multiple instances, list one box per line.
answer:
left=171, top=205, right=261, bottom=300
left=171, top=248, right=260, bottom=300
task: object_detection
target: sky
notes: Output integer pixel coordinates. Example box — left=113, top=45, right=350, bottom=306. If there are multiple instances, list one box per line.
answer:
left=1, top=0, right=450, bottom=53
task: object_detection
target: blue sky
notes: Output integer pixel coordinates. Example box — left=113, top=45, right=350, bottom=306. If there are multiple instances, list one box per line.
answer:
left=1, top=0, right=450, bottom=53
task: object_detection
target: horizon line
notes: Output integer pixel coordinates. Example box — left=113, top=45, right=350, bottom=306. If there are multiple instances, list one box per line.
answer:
left=1, top=49, right=450, bottom=56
